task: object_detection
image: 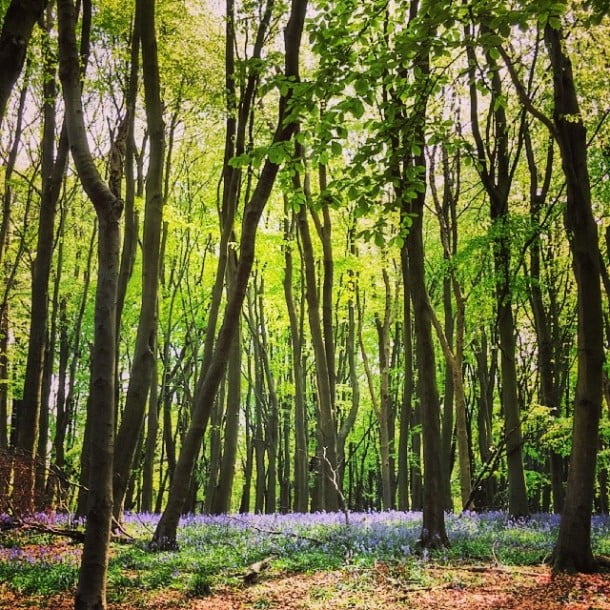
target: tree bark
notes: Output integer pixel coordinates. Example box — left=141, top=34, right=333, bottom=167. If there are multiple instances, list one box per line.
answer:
left=113, top=0, right=165, bottom=521
left=0, top=0, right=46, bottom=125
left=545, top=22, right=604, bottom=574
left=282, top=210, right=308, bottom=512
left=58, top=0, right=123, bottom=607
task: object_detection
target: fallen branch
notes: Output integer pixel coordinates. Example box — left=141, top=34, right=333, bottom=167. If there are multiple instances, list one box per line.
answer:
left=243, top=556, right=275, bottom=585
left=4, top=516, right=134, bottom=545
left=19, top=520, right=85, bottom=542
left=426, top=564, right=544, bottom=577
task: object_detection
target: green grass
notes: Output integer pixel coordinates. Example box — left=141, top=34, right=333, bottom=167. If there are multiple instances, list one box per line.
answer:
left=0, top=559, right=78, bottom=596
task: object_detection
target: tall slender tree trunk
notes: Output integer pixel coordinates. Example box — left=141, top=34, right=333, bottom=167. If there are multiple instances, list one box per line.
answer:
left=16, top=6, right=69, bottom=513
left=399, top=2, right=447, bottom=548
left=397, top=252, right=413, bottom=511
left=439, top=274, right=454, bottom=511
left=113, top=0, right=165, bottom=521
left=282, top=210, right=308, bottom=512
left=141, top=356, right=159, bottom=513
left=0, top=77, right=27, bottom=457
left=467, top=31, right=528, bottom=518
left=375, top=269, right=395, bottom=510
left=295, top=176, right=339, bottom=512
left=544, top=22, right=604, bottom=574
left=429, top=144, right=471, bottom=509
left=151, top=0, right=307, bottom=549
left=209, top=327, right=242, bottom=514
left=337, top=268, right=361, bottom=495
left=523, top=129, right=565, bottom=513
left=405, top=202, right=448, bottom=546
left=116, top=14, right=139, bottom=326
left=239, top=376, right=254, bottom=513
left=474, top=330, right=496, bottom=508
left=58, top=0, right=123, bottom=607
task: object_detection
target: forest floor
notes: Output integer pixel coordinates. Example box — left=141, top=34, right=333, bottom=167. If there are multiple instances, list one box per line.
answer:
left=2, top=552, right=610, bottom=609
left=2, top=511, right=610, bottom=609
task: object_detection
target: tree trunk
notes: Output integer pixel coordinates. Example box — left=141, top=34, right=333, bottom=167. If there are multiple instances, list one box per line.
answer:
left=279, top=398, right=291, bottom=513
left=405, top=203, right=448, bottom=546
left=282, top=210, right=308, bottom=512
left=150, top=0, right=307, bottom=549
left=115, top=13, right=139, bottom=326
left=399, top=3, right=447, bottom=548
left=0, top=77, right=27, bottom=456
left=473, top=330, right=496, bottom=508
left=141, top=353, right=159, bottom=513
left=397, top=252, right=413, bottom=511
left=239, top=371, right=254, bottom=513
left=337, top=270, right=361, bottom=495
left=375, top=269, right=395, bottom=510
left=523, top=128, right=565, bottom=513
left=295, top=182, right=339, bottom=512
left=467, top=32, right=528, bottom=518
left=210, top=327, right=242, bottom=514
left=113, top=0, right=164, bottom=521
left=16, top=6, right=68, bottom=513
left=255, top=282, right=279, bottom=514
left=58, top=0, right=123, bottom=607
left=204, top=388, right=224, bottom=513
left=545, top=22, right=604, bottom=574
left=0, top=0, right=46, bottom=124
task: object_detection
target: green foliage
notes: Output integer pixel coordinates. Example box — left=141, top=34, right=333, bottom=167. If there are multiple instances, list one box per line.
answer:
left=0, top=556, right=78, bottom=595
left=274, top=549, right=344, bottom=573
left=187, top=571, right=212, bottom=597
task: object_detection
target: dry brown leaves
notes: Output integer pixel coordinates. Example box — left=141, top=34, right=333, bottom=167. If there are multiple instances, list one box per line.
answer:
left=2, top=563, right=610, bottom=609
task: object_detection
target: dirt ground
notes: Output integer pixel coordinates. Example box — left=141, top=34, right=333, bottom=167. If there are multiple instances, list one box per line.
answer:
left=3, top=563, right=610, bottom=610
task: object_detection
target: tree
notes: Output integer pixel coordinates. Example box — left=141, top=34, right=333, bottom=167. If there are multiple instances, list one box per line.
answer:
left=294, top=161, right=340, bottom=512
left=57, top=0, right=123, bottom=606
left=282, top=207, right=308, bottom=512
left=0, top=0, right=46, bottom=125
left=400, top=0, right=449, bottom=549
left=466, top=19, right=529, bottom=519
left=112, top=0, right=165, bottom=521
left=544, top=16, right=604, bottom=573
left=15, top=4, right=69, bottom=513
left=495, top=3, right=605, bottom=569
left=150, top=0, right=308, bottom=550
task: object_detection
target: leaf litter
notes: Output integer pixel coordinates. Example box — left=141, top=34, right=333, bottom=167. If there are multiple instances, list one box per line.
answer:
left=2, top=562, right=610, bottom=609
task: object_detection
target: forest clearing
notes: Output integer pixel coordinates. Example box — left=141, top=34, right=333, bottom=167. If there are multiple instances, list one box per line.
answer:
left=2, top=511, right=610, bottom=609
left=1, top=0, right=610, bottom=607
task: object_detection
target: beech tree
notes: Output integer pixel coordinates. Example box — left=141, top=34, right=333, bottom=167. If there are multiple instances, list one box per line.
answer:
left=112, top=0, right=165, bottom=521
left=151, top=0, right=308, bottom=550
left=57, top=0, right=123, bottom=606
left=544, top=14, right=604, bottom=574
